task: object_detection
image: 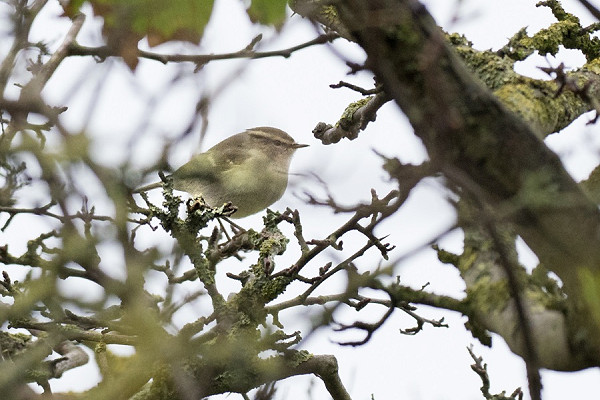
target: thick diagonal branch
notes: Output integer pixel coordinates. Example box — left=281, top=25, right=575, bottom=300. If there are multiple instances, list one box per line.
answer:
left=294, top=0, right=600, bottom=359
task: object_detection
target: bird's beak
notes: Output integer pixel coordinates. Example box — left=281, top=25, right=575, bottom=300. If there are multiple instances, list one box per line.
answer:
left=293, top=143, right=309, bottom=149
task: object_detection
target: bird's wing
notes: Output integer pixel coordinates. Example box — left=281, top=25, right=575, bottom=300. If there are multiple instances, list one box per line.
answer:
left=173, top=145, right=251, bottom=182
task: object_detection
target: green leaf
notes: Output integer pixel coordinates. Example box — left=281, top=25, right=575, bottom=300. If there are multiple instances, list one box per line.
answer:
left=95, top=0, right=215, bottom=44
left=247, top=0, right=287, bottom=27
left=61, top=0, right=87, bottom=16
left=62, top=0, right=215, bottom=69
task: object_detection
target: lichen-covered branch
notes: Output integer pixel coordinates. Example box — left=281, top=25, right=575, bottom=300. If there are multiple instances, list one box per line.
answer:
left=295, top=1, right=600, bottom=141
left=313, top=91, right=390, bottom=144
left=291, top=0, right=600, bottom=373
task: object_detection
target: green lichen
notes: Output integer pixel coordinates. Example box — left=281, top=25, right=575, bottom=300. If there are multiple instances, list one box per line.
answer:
left=457, top=249, right=479, bottom=275
left=498, top=27, right=535, bottom=61
left=193, top=256, right=214, bottom=286
left=320, top=5, right=338, bottom=26
left=95, top=342, right=106, bottom=353
left=446, top=32, right=472, bottom=47
left=25, top=368, right=51, bottom=386
left=578, top=268, right=600, bottom=330
left=521, top=21, right=578, bottom=56
left=453, top=46, right=520, bottom=90
left=389, top=19, right=424, bottom=72
left=338, top=97, right=372, bottom=131
left=433, top=244, right=460, bottom=267
left=0, top=331, right=30, bottom=357
left=466, top=276, right=511, bottom=315
left=287, top=349, right=312, bottom=367
left=538, top=0, right=572, bottom=21
left=259, top=234, right=288, bottom=258
left=583, top=58, right=600, bottom=74
left=230, top=273, right=291, bottom=325
left=260, top=276, right=289, bottom=299
left=514, top=1, right=600, bottom=61
left=493, top=80, right=585, bottom=136
left=145, top=364, right=177, bottom=400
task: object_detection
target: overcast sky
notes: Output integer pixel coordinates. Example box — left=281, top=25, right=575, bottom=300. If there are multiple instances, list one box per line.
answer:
left=5, top=0, right=600, bottom=399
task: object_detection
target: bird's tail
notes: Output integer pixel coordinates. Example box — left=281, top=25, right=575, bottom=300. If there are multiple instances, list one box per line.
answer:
left=134, top=182, right=162, bottom=193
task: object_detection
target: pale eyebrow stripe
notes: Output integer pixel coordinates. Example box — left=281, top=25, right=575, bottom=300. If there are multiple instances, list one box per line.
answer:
left=247, top=130, right=293, bottom=145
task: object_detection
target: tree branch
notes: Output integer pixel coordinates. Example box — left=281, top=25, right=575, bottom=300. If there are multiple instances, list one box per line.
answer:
left=67, top=32, right=339, bottom=68
left=322, top=0, right=600, bottom=359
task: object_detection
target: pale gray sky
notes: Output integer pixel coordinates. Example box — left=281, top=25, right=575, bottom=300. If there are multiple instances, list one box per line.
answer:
left=6, top=0, right=600, bottom=399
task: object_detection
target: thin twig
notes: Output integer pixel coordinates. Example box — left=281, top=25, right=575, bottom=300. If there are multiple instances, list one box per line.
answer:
left=68, top=32, right=339, bottom=66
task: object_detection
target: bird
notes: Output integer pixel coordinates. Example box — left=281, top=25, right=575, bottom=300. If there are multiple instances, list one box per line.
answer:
left=135, top=127, right=308, bottom=218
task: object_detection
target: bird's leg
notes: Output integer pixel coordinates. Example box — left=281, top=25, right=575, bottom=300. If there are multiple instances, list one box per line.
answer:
left=217, top=217, right=232, bottom=241
left=214, top=202, right=245, bottom=233
left=220, top=215, right=245, bottom=233
left=213, top=203, right=246, bottom=243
